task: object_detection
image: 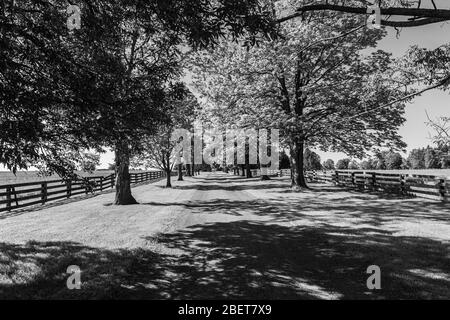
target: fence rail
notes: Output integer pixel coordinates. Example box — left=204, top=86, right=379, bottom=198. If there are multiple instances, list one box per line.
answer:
left=331, top=170, right=448, bottom=202
left=233, top=168, right=448, bottom=202
left=0, top=171, right=166, bottom=213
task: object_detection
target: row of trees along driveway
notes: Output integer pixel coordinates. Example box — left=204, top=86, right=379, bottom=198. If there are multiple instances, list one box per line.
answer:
left=1, top=0, right=449, bottom=202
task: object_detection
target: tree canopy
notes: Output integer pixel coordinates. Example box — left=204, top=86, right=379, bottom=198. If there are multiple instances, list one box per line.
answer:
left=187, top=1, right=410, bottom=187
left=1, top=0, right=278, bottom=203
left=279, top=0, right=450, bottom=28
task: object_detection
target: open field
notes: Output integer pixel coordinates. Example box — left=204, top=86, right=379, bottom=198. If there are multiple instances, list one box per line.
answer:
left=332, top=169, right=450, bottom=178
left=2, top=169, right=449, bottom=185
left=0, top=171, right=113, bottom=185
left=0, top=173, right=449, bottom=299
left=0, top=170, right=158, bottom=185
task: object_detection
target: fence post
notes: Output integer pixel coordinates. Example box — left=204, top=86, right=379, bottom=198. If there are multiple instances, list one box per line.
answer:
left=363, top=172, right=367, bottom=190
left=439, top=179, right=447, bottom=202
left=351, top=172, right=356, bottom=186
left=334, top=171, right=339, bottom=185
left=67, top=180, right=72, bottom=198
left=6, top=187, right=12, bottom=211
left=399, top=174, right=406, bottom=195
left=371, top=173, right=377, bottom=191
left=41, top=182, right=47, bottom=204
left=100, top=177, right=103, bottom=191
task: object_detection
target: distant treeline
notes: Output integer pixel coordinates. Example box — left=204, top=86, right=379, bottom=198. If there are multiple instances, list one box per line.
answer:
left=279, top=146, right=450, bottom=171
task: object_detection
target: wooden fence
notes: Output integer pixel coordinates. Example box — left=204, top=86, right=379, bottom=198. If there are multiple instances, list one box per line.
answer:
left=330, top=170, right=448, bottom=202
left=235, top=168, right=449, bottom=202
left=0, top=171, right=165, bottom=213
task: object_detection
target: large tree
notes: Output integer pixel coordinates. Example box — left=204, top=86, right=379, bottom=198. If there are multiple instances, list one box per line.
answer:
left=1, top=0, right=277, bottom=204
left=132, top=83, right=199, bottom=188
left=280, top=1, right=450, bottom=95
left=188, top=1, right=409, bottom=189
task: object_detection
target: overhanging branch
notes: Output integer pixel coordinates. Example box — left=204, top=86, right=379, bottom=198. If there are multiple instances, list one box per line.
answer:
left=278, top=4, right=450, bottom=27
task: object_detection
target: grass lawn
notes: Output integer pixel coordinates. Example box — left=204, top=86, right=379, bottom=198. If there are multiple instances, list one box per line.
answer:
left=0, top=173, right=449, bottom=299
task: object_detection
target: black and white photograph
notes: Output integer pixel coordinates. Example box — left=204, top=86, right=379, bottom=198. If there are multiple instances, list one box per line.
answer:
left=0, top=0, right=449, bottom=306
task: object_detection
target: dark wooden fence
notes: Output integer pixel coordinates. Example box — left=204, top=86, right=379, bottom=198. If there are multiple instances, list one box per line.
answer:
left=330, top=170, right=448, bottom=202
left=238, top=169, right=448, bottom=202
left=0, top=171, right=165, bottom=213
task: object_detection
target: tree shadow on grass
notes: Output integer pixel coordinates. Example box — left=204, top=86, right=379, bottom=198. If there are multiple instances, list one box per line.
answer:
left=0, top=221, right=449, bottom=299
left=141, top=194, right=449, bottom=224
left=0, top=178, right=167, bottom=220
left=174, top=179, right=291, bottom=191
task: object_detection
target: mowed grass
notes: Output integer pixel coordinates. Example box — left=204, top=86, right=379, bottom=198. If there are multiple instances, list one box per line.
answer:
left=0, top=174, right=449, bottom=299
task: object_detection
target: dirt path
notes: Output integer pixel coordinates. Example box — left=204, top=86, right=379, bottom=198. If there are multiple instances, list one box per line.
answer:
left=0, top=172, right=449, bottom=299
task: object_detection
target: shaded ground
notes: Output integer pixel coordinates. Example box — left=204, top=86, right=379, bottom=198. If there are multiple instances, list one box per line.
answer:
left=0, top=173, right=449, bottom=299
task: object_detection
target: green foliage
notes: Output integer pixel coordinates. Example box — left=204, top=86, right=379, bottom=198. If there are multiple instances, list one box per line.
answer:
left=80, top=152, right=101, bottom=173
left=304, top=148, right=322, bottom=171
left=407, top=148, right=426, bottom=169
left=384, top=151, right=403, bottom=170
left=348, top=160, right=360, bottom=170
left=424, top=147, right=442, bottom=169
left=336, top=158, right=351, bottom=170
left=360, top=159, right=375, bottom=170
left=188, top=2, right=408, bottom=168
left=322, top=159, right=335, bottom=170
left=401, top=45, right=450, bottom=93
left=279, top=151, right=291, bottom=169
left=357, top=151, right=404, bottom=170
left=132, top=83, right=200, bottom=172
left=0, top=0, right=277, bottom=178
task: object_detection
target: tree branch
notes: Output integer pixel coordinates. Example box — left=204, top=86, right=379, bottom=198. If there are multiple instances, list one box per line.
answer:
left=278, top=4, right=450, bottom=27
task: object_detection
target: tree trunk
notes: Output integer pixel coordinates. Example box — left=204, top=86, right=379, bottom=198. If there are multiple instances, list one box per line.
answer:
left=114, top=141, right=138, bottom=205
left=290, top=138, right=308, bottom=189
left=185, top=164, right=191, bottom=176
left=241, top=165, right=245, bottom=176
left=246, top=163, right=252, bottom=178
left=166, top=169, right=172, bottom=188
left=178, top=164, right=183, bottom=181
left=260, top=166, right=270, bottom=180
left=191, top=164, right=195, bottom=176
